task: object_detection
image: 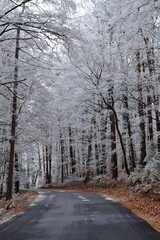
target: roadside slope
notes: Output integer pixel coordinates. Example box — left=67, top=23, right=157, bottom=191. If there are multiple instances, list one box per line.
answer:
left=0, top=190, right=38, bottom=225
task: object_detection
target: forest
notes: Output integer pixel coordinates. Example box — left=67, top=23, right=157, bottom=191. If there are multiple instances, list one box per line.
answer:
left=0, top=0, right=160, bottom=201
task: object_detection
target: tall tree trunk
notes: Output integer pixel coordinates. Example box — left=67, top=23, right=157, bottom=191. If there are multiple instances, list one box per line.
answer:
left=155, top=103, right=160, bottom=153
left=38, top=143, right=42, bottom=177
left=69, top=125, right=76, bottom=174
left=141, top=30, right=154, bottom=147
left=110, top=111, right=118, bottom=179
left=81, top=129, right=86, bottom=178
left=6, top=27, right=20, bottom=201
left=99, top=93, right=130, bottom=176
left=48, top=145, right=52, bottom=184
left=123, top=94, right=136, bottom=171
left=136, top=50, right=146, bottom=166
left=42, top=145, right=46, bottom=177
left=113, top=107, right=130, bottom=176
left=146, top=37, right=154, bottom=143
left=0, top=153, right=7, bottom=195
left=138, top=90, right=146, bottom=166
left=60, top=132, right=64, bottom=183
left=14, top=152, right=19, bottom=194
left=26, top=159, right=30, bottom=189
left=60, top=140, right=64, bottom=183
left=95, top=143, right=100, bottom=175
left=156, top=114, right=160, bottom=153
left=45, top=146, right=49, bottom=184
left=100, top=109, right=107, bottom=174
left=147, top=95, right=153, bottom=142
left=84, top=138, right=92, bottom=183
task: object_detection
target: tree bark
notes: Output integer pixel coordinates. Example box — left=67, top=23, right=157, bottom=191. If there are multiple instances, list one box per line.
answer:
left=38, top=143, right=42, bottom=177
left=6, top=27, right=20, bottom=201
left=48, top=145, right=52, bottom=184
left=136, top=50, right=147, bottom=166
left=69, top=125, right=76, bottom=174
left=123, top=94, right=136, bottom=170
left=14, top=152, right=19, bottom=194
left=152, top=93, right=160, bottom=152
left=84, top=138, right=92, bottom=183
left=45, top=146, right=49, bottom=184
left=110, top=111, right=118, bottom=179
left=99, top=92, right=130, bottom=176
left=42, top=145, right=46, bottom=177
left=60, top=132, right=64, bottom=183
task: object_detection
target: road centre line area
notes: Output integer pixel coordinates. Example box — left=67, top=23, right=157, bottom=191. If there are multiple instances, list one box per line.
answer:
left=77, top=195, right=90, bottom=202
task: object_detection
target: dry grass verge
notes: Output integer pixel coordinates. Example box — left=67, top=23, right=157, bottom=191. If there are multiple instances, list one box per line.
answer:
left=0, top=190, right=38, bottom=225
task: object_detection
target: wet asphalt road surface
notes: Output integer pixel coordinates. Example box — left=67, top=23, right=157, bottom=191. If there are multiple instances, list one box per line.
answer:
left=0, top=189, right=159, bottom=240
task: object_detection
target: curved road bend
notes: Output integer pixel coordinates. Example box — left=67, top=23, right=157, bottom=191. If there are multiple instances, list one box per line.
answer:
left=0, top=190, right=159, bottom=240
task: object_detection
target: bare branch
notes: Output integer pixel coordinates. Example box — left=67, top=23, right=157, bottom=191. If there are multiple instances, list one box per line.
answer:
left=0, top=79, right=26, bottom=87
left=0, top=0, right=32, bottom=20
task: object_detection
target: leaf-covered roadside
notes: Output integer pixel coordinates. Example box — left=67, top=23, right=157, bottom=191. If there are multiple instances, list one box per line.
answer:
left=46, top=181, right=160, bottom=232
left=0, top=190, right=38, bottom=225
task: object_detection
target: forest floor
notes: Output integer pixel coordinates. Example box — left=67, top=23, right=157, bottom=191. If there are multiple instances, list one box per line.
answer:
left=0, top=190, right=38, bottom=225
left=44, top=179, right=160, bottom=232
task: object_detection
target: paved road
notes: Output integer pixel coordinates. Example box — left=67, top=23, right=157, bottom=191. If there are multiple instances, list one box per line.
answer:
left=0, top=190, right=159, bottom=240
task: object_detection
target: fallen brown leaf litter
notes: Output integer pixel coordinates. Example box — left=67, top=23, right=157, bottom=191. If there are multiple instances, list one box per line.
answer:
left=0, top=190, right=38, bottom=225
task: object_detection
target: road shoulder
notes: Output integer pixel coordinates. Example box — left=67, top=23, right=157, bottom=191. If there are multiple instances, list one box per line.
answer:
left=0, top=190, right=38, bottom=225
